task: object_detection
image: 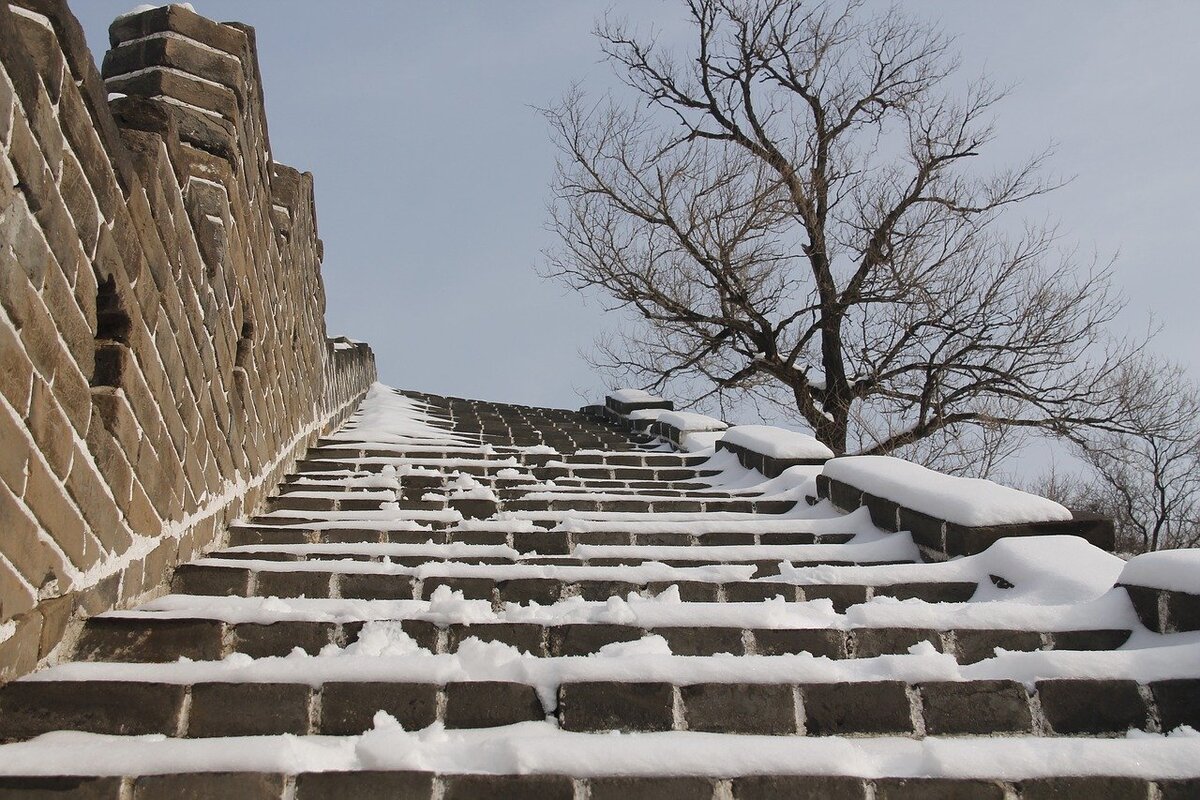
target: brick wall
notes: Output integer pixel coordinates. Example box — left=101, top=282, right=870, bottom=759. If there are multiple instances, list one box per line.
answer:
left=0, top=1, right=377, bottom=680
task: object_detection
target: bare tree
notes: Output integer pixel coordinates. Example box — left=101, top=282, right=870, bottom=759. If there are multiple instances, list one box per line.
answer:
left=1038, top=359, right=1200, bottom=553
left=544, top=0, right=1140, bottom=458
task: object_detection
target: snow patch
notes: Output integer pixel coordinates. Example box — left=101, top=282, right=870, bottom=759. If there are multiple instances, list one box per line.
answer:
left=721, top=425, right=834, bottom=460
left=822, top=456, right=1071, bottom=526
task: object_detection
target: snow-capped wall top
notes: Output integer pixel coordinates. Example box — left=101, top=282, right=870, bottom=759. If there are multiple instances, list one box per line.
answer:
left=1119, top=549, right=1200, bottom=594
left=822, top=456, right=1072, bottom=527
left=608, top=389, right=664, bottom=404
left=657, top=411, right=729, bottom=432
left=721, top=425, right=834, bottom=461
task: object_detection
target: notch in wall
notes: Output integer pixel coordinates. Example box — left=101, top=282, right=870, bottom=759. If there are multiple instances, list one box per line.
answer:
left=92, top=274, right=132, bottom=387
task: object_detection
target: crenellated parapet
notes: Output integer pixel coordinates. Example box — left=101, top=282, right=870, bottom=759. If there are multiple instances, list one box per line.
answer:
left=0, top=1, right=375, bottom=680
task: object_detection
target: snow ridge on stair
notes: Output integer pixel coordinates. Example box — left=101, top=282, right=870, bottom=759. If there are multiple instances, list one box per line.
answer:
left=0, top=384, right=1197, bottom=799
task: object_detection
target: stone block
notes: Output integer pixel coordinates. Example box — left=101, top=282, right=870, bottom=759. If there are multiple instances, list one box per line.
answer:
left=1050, top=629, right=1131, bottom=652
left=656, top=626, right=744, bottom=656
left=338, top=572, right=415, bottom=600
left=1160, top=779, right=1200, bottom=800
left=874, top=778, right=1006, bottom=799
left=0, top=680, right=184, bottom=738
left=187, top=682, right=311, bottom=736
left=589, top=776, right=716, bottom=800
left=443, top=681, right=544, bottom=728
left=724, top=581, right=797, bottom=603
left=753, top=628, right=845, bottom=658
left=549, top=623, right=643, bottom=656
left=1166, top=590, right=1200, bottom=633
left=920, top=680, right=1032, bottom=734
left=731, top=775, right=867, bottom=799
left=420, top=576, right=494, bottom=600
left=852, top=627, right=941, bottom=658
left=73, top=617, right=224, bottom=662
left=132, top=773, right=286, bottom=800
left=319, top=682, right=436, bottom=735
left=681, top=682, right=796, bottom=734
left=799, top=584, right=867, bottom=612
left=1018, top=777, right=1150, bottom=799
left=448, top=623, right=545, bottom=656
left=954, top=629, right=1042, bottom=664
left=294, top=771, right=435, bottom=800
left=1037, top=679, right=1148, bottom=734
left=170, top=564, right=250, bottom=596
left=559, top=681, right=675, bottom=732
left=801, top=681, right=912, bottom=735
left=1150, top=679, right=1200, bottom=732
left=0, top=776, right=123, bottom=799
left=254, top=569, right=331, bottom=599
left=231, top=621, right=334, bottom=657
left=441, top=774, right=574, bottom=800
left=496, top=577, right=562, bottom=605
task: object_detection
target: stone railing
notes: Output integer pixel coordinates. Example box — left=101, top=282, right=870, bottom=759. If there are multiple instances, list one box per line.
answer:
left=1118, top=551, right=1200, bottom=633
left=0, top=2, right=376, bottom=680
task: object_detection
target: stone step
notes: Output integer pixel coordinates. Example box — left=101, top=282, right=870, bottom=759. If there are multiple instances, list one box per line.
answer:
left=2, top=675, right=1189, bottom=741
left=0, top=772, right=1185, bottom=800
left=102, top=602, right=1130, bottom=662
left=173, top=564, right=971, bottom=608
left=261, top=495, right=793, bottom=515
left=225, top=524, right=852, bottom=549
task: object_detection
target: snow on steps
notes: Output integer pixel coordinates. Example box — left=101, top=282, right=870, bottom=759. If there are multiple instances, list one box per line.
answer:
left=0, top=384, right=1198, bottom=792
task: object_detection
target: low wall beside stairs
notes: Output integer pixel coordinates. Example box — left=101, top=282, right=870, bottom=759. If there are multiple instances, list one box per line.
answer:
left=0, top=1, right=376, bottom=680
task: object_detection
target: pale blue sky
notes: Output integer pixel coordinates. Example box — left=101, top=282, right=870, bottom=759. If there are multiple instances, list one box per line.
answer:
left=76, top=2, right=1200, bottom=415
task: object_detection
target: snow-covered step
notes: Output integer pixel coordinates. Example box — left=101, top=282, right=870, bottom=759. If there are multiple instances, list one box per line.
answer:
left=2, top=671, right=1193, bottom=740
left=4, top=383, right=1196, bottom=791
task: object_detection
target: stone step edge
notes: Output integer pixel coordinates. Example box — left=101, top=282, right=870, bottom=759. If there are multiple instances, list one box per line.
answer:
left=2, top=677, right=1191, bottom=740
left=0, top=771, right=1189, bottom=800
left=69, top=615, right=1133, bottom=662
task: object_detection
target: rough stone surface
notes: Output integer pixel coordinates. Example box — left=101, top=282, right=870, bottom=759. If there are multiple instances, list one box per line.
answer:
left=0, top=0, right=377, bottom=680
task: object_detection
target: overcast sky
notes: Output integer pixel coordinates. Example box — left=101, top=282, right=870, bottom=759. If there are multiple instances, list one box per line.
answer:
left=75, top=1, right=1200, bottom=417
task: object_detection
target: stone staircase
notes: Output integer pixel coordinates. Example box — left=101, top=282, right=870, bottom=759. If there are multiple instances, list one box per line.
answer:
left=0, top=385, right=1197, bottom=798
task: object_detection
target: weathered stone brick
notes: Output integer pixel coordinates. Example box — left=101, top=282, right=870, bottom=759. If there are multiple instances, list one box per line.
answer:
left=0, top=776, right=123, bottom=799
left=0, top=679, right=185, bottom=738
left=657, top=626, right=744, bottom=656
left=232, top=620, right=335, bottom=658
left=1150, top=679, right=1200, bottom=732
left=443, top=681, right=544, bottom=728
left=874, top=778, right=1006, bottom=799
left=0, top=315, right=35, bottom=416
left=1018, top=777, right=1150, bottom=799
left=294, top=771, right=434, bottom=800
left=319, top=682, right=437, bottom=735
left=254, top=568, right=331, bottom=599
left=920, top=680, right=1032, bottom=734
left=590, top=776, right=716, bottom=800
left=852, top=627, right=941, bottom=658
left=681, top=682, right=796, bottom=734
left=448, top=622, right=545, bottom=656
left=441, top=774, right=574, bottom=800
left=73, top=617, right=224, bottom=662
left=187, top=682, right=311, bottom=736
left=731, top=775, right=866, bottom=799
left=802, top=681, right=913, bottom=735
left=1037, top=679, right=1148, bottom=735
left=752, top=627, right=844, bottom=658
left=559, top=681, right=675, bottom=732
left=0, top=478, right=63, bottom=593
left=132, top=772, right=285, bottom=800
left=26, top=378, right=73, bottom=478
left=550, top=623, right=643, bottom=656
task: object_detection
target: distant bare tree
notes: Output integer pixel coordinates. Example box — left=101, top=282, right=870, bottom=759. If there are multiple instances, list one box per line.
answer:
left=544, top=0, right=1140, bottom=458
left=1039, top=359, right=1200, bottom=553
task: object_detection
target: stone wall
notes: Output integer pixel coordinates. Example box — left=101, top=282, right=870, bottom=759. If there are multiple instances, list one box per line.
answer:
left=0, top=1, right=377, bottom=680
